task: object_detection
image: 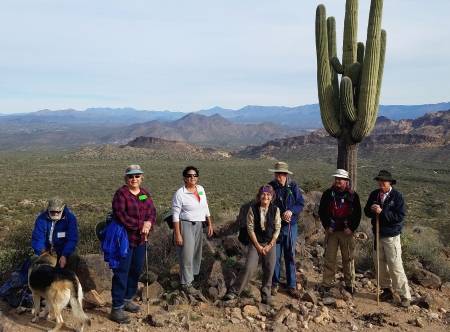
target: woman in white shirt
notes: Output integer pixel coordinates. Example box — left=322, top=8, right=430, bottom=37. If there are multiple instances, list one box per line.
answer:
left=172, top=166, right=213, bottom=295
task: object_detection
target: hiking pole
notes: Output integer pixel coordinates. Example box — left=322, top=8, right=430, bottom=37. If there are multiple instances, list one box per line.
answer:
left=376, top=213, right=380, bottom=305
left=288, top=223, right=301, bottom=303
left=145, top=235, right=150, bottom=318
left=345, top=221, right=354, bottom=297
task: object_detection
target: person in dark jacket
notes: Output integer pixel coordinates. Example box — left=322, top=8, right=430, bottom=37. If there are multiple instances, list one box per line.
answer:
left=268, top=162, right=304, bottom=297
left=109, top=164, right=157, bottom=323
left=31, top=196, right=79, bottom=273
left=364, top=170, right=411, bottom=308
left=224, top=185, right=281, bottom=305
left=318, top=169, right=361, bottom=294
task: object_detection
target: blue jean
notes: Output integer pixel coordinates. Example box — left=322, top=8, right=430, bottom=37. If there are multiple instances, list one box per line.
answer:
left=111, top=243, right=146, bottom=309
left=272, top=223, right=297, bottom=288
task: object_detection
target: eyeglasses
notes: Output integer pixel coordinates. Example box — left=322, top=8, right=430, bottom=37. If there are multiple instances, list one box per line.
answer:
left=49, top=210, right=62, bottom=215
left=127, top=175, right=141, bottom=179
left=185, top=174, right=198, bottom=178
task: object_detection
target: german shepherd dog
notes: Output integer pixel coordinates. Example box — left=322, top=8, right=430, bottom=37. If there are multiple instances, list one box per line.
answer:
left=28, top=250, right=91, bottom=332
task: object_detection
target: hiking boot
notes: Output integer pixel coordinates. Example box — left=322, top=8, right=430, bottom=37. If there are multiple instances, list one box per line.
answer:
left=287, top=287, right=298, bottom=298
left=380, top=288, right=394, bottom=301
left=124, top=300, right=140, bottom=313
left=345, top=286, right=356, bottom=295
left=223, top=292, right=238, bottom=301
left=182, top=284, right=200, bottom=295
left=271, top=285, right=279, bottom=296
left=400, top=297, right=411, bottom=308
left=109, top=308, right=131, bottom=324
left=261, top=297, right=274, bottom=306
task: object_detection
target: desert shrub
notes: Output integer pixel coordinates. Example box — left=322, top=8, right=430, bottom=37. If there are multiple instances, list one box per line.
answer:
left=0, top=223, right=34, bottom=274
left=146, top=226, right=178, bottom=275
left=402, top=227, right=450, bottom=282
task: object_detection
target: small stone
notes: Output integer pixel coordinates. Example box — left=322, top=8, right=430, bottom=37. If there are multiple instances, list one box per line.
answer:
left=415, top=317, right=424, bottom=328
left=335, top=299, right=347, bottom=309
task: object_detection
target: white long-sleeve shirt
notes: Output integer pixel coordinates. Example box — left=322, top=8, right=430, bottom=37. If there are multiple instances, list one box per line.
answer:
left=172, top=185, right=211, bottom=222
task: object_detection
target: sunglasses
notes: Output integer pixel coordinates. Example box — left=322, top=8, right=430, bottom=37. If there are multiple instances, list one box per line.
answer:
left=127, top=175, right=141, bottom=179
left=185, top=174, right=199, bottom=178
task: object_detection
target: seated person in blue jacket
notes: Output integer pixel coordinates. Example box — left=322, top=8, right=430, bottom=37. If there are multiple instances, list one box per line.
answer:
left=31, top=196, right=80, bottom=274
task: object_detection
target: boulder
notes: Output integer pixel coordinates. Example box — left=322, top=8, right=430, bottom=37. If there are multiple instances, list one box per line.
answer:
left=440, top=281, right=450, bottom=295
left=77, top=254, right=112, bottom=293
left=411, top=269, right=441, bottom=289
left=223, top=235, right=242, bottom=257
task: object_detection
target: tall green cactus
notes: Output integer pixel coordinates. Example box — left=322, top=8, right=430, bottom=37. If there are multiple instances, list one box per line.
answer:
left=315, top=0, right=386, bottom=189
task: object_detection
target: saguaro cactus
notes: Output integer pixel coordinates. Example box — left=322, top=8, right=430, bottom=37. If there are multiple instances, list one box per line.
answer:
left=315, top=0, right=386, bottom=189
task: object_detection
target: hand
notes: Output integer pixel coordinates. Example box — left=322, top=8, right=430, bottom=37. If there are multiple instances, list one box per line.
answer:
left=256, top=244, right=265, bottom=255
left=371, top=204, right=382, bottom=214
left=175, top=233, right=183, bottom=246
left=344, top=228, right=352, bottom=236
left=263, top=243, right=273, bottom=253
left=59, top=256, right=67, bottom=268
left=141, top=221, right=152, bottom=235
left=282, top=210, right=293, bottom=222
left=207, top=224, right=213, bottom=237
left=326, top=227, right=333, bottom=234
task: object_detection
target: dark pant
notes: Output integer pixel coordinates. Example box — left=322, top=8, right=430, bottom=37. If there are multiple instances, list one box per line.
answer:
left=111, top=244, right=146, bottom=309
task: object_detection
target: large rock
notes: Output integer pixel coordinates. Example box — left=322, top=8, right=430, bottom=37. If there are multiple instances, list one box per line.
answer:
left=440, top=281, right=450, bottom=295
left=411, top=269, right=441, bottom=289
left=77, top=254, right=112, bottom=293
left=223, top=235, right=242, bottom=257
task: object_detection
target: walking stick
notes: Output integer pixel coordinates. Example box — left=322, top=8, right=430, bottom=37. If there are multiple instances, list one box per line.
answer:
left=376, top=214, right=380, bottom=305
left=145, top=236, right=150, bottom=317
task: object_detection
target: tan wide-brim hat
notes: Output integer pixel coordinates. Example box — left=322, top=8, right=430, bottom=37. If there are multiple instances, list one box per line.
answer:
left=268, top=162, right=293, bottom=174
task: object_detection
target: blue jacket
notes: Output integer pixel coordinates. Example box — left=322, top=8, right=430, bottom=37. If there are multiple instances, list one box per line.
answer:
left=269, top=177, right=304, bottom=226
left=364, top=186, right=405, bottom=238
left=31, top=206, right=78, bottom=257
left=100, top=219, right=129, bottom=269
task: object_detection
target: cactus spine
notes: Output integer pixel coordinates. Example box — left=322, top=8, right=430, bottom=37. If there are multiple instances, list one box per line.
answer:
left=315, top=0, right=386, bottom=189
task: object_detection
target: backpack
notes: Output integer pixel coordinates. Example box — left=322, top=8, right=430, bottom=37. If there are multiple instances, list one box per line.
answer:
left=0, top=260, right=34, bottom=308
left=236, top=200, right=256, bottom=246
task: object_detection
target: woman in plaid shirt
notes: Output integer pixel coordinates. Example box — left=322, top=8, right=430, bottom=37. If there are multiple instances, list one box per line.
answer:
left=109, top=165, right=156, bottom=324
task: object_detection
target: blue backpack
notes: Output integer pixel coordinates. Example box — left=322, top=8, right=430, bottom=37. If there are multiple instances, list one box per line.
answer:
left=0, top=260, right=34, bottom=308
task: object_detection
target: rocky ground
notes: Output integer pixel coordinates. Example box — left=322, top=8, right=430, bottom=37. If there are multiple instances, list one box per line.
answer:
left=1, top=192, right=450, bottom=331
left=1, top=266, right=450, bottom=332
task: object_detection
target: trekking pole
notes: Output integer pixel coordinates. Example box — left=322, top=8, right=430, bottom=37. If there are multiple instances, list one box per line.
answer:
left=145, top=235, right=150, bottom=317
left=376, top=214, right=380, bottom=305
left=344, top=221, right=354, bottom=296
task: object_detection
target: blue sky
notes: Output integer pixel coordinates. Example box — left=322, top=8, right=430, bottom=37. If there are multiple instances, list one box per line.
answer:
left=0, top=0, right=449, bottom=114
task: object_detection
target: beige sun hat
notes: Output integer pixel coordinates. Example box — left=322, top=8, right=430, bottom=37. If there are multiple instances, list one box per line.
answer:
left=268, top=162, right=293, bottom=174
left=332, top=169, right=350, bottom=180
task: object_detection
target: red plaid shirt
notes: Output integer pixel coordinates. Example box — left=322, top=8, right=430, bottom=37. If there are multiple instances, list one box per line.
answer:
left=112, top=185, right=156, bottom=247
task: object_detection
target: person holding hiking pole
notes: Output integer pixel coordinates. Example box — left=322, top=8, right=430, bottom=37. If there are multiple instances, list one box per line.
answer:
left=318, top=169, right=361, bottom=294
left=268, top=162, right=304, bottom=298
left=109, top=165, right=156, bottom=323
left=364, top=170, right=411, bottom=308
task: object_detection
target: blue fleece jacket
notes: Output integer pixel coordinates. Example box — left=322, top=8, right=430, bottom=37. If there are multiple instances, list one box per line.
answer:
left=31, top=206, right=78, bottom=257
left=269, top=177, right=304, bottom=226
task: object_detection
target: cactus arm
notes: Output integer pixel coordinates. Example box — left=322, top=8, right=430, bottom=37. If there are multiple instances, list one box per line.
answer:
left=357, top=42, right=365, bottom=67
left=316, top=4, right=341, bottom=137
left=340, top=77, right=357, bottom=123
left=349, top=62, right=361, bottom=86
left=370, top=29, right=386, bottom=129
left=352, top=0, right=384, bottom=142
left=330, top=56, right=344, bottom=74
left=342, top=0, right=358, bottom=76
left=327, top=17, right=341, bottom=119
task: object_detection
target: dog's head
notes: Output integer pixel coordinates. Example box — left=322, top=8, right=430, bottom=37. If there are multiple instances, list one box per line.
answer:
left=33, top=248, right=58, bottom=267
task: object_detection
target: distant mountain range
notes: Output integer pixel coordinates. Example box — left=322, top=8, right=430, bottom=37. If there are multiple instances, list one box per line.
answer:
left=1, top=102, right=449, bottom=130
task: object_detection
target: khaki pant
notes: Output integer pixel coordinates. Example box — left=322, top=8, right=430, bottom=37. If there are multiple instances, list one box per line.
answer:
left=323, top=231, right=355, bottom=287
left=373, top=234, right=411, bottom=299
